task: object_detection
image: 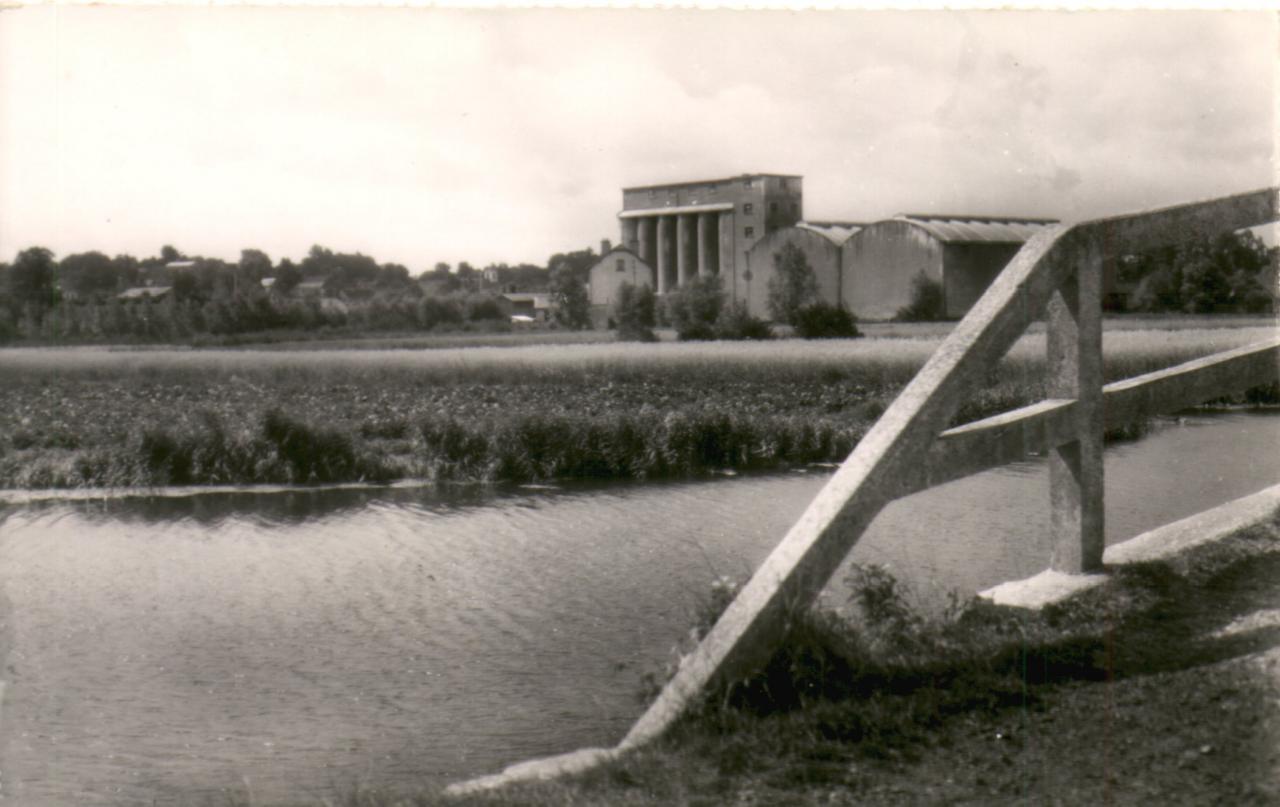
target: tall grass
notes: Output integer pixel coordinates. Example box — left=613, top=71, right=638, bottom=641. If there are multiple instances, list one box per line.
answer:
left=2, top=325, right=1274, bottom=489
left=0, top=326, right=1272, bottom=388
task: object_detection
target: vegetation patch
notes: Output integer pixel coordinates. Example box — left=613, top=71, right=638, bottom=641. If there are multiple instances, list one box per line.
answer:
left=1, top=324, right=1274, bottom=490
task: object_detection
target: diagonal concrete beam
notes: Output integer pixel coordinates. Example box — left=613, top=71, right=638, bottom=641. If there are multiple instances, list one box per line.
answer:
left=618, top=223, right=1084, bottom=748
left=444, top=189, right=1280, bottom=795
left=621, top=187, right=1280, bottom=751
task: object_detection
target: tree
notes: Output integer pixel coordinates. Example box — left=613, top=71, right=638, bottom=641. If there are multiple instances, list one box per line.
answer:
left=238, top=249, right=272, bottom=280
left=1178, top=244, right=1232, bottom=313
left=111, top=254, right=141, bottom=289
left=160, top=245, right=184, bottom=263
left=301, top=245, right=335, bottom=278
left=57, top=251, right=116, bottom=300
left=1125, top=231, right=1272, bottom=314
left=274, top=259, right=302, bottom=295
left=9, top=247, right=59, bottom=315
left=614, top=282, right=657, bottom=342
left=171, top=270, right=201, bottom=302
left=377, top=263, right=411, bottom=288
left=767, top=242, right=818, bottom=324
left=665, top=275, right=725, bottom=340
left=550, top=264, right=591, bottom=330
left=547, top=248, right=597, bottom=282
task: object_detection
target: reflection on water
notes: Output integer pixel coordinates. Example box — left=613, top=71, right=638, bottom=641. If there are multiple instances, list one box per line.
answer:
left=0, top=410, right=1276, bottom=804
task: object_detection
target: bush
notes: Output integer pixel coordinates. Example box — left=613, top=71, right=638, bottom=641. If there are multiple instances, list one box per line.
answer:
left=467, top=297, right=506, bottom=322
left=895, top=272, right=947, bottom=321
left=715, top=301, right=773, bottom=340
left=550, top=265, right=592, bottom=330
left=793, top=301, right=860, bottom=339
left=416, top=296, right=464, bottom=329
left=614, top=282, right=658, bottom=342
left=666, top=275, right=725, bottom=341
left=261, top=408, right=366, bottom=483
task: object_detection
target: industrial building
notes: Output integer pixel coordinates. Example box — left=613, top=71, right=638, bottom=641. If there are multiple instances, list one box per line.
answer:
left=618, top=174, right=803, bottom=298
left=615, top=173, right=1059, bottom=322
left=741, top=221, right=860, bottom=319
left=841, top=214, right=1057, bottom=320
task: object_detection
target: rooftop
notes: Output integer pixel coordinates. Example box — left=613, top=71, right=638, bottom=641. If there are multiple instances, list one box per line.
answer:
left=894, top=214, right=1060, bottom=244
left=797, top=221, right=864, bottom=245
left=623, top=173, right=802, bottom=192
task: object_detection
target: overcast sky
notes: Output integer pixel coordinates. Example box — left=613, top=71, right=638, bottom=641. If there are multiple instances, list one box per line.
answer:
left=0, top=7, right=1273, bottom=270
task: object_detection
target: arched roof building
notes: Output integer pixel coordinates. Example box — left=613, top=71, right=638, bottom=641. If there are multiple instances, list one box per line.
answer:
left=841, top=214, right=1057, bottom=321
left=741, top=222, right=862, bottom=319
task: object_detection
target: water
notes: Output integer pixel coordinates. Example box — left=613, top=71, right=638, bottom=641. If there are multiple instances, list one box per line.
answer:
left=0, top=410, right=1276, bottom=804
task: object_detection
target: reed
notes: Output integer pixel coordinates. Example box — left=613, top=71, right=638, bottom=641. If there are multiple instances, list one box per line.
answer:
left=1, top=325, right=1274, bottom=489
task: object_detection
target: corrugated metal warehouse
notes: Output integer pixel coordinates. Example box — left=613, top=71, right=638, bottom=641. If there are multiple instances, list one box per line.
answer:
left=840, top=214, right=1057, bottom=320
left=616, top=174, right=1063, bottom=323
left=740, top=221, right=860, bottom=319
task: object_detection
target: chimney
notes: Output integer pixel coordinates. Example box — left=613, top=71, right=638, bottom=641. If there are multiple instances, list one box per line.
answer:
left=600, top=238, right=612, bottom=255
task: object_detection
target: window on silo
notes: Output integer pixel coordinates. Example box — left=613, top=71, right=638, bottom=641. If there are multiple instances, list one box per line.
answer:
left=742, top=178, right=752, bottom=189
left=616, top=259, right=626, bottom=272
left=770, top=202, right=778, bottom=214
left=743, top=203, right=753, bottom=214
left=744, top=226, right=754, bottom=238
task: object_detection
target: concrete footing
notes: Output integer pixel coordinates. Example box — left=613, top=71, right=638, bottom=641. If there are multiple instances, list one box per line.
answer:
left=443, top=747, right=617, bottom=796
left=979, top=569, right=1108, bottom=609
left=979, top=482, right=1280, bottom=610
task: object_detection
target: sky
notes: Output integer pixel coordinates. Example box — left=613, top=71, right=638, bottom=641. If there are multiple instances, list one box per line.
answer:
left=0, top=7, right=1274, bottom=271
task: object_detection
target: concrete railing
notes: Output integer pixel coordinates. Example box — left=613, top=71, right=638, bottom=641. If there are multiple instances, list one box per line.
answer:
left=623, top=187, right=1280, bottom=748
left=447, top=188, right=1279, bottom=794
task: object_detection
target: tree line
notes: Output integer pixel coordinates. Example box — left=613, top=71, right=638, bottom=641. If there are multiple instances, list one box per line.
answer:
left=0, top=243, right=604, bottom=343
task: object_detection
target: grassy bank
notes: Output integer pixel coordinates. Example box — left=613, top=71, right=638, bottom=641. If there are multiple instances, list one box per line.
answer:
left=455, top=510, right=1280, bottom=807
left=2, top=326, right=1276, bottom=489
left=215, top=509, right=1280, bottom=806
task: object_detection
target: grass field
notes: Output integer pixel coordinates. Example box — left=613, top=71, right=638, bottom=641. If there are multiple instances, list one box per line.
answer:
left=1, top=321, right=1275, bottom=490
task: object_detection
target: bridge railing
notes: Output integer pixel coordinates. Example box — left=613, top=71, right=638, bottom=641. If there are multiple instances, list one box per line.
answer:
left=622, top=188, right=1280, bottom=750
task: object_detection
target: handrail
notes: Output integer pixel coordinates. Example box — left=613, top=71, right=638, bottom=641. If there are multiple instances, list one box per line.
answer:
left=446, top=189, right=1279, bottom=793
left=621, top=187, right=1279, bottom=750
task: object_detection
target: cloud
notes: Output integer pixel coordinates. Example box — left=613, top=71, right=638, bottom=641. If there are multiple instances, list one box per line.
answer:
left=0, top=8, right=1273, bottom=268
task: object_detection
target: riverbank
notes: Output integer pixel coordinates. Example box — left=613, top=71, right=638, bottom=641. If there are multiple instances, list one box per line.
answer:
left=3, top=327, right=1276, bottom=489
left=264, top=505, right=1279, bottom=806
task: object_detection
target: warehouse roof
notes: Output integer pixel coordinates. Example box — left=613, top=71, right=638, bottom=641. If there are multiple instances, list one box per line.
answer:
left=894, top=214, right=1059, bottom=244
left=623, top=173, right=802, bottom=192
left=797, top=221, right=863, bottom=245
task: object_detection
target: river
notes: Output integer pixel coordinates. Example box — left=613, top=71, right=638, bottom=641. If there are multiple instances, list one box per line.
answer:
left=0, top=410, right=1276, bottom=804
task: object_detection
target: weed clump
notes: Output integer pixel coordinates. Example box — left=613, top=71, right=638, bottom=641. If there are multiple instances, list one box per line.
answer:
left=793, top=302, right=861, bottom=340
left=262, top=408, right=370, bottom=483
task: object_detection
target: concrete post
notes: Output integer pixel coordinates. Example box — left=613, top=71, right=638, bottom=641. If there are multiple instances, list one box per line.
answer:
left=621, top=219, right=639, bottom=254
left=657, top=216, right=672, bottom=295
left=718, top=212, right=734, bottom=295
left=676, top=215, right=692, bottom=288
left=638, top=217, right=654, bottom=265
left=696, top=214, right=710, bottom=277
left=1046, top=239, right=1105, bottom=573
